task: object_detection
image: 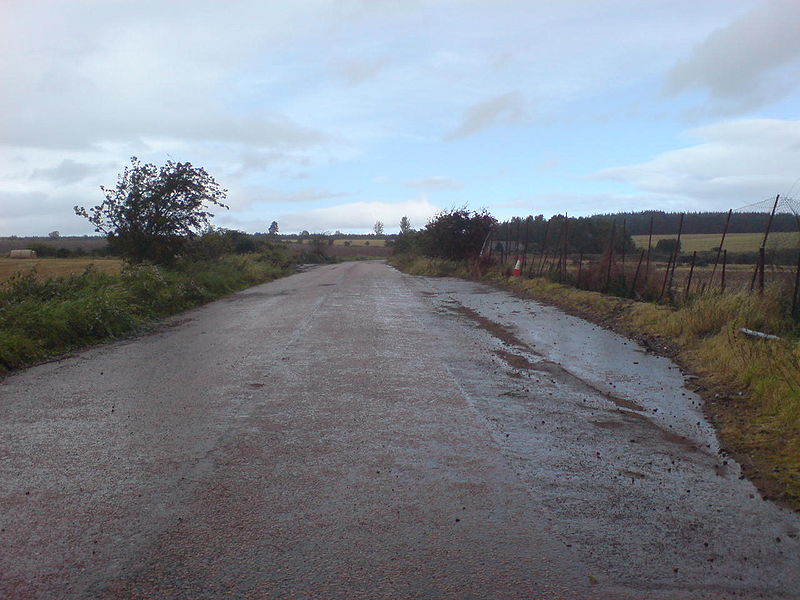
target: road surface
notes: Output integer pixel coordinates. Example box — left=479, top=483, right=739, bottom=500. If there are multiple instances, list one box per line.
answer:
left=1, top=261, right=799, bottom=599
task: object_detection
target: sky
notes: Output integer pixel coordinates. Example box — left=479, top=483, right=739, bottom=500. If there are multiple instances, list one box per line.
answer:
left=2, top=0, right=800, bottom=236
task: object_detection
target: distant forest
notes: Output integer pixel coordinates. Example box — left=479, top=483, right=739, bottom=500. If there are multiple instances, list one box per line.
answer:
left=492, top=210, right=800, bottom=255
left=591, top=211, right=800, bottom=235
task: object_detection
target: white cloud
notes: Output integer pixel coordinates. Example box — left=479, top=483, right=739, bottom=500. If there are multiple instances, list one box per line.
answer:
left=665, top=0, right=800, bottom=112
left=29, top=159, right=112, bottom=184
left=275, top=196, right=440, bottom=233
left=592, top=119, right=800, bottom=206
left=445, top=92, right=528, bottom=140
left=375, top=176, right=462, bottom=190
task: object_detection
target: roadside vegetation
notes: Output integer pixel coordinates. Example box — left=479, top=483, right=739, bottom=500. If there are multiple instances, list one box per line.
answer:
left=0, top=157, right=296, bottom=375
left=0, top=248, right=294, bottom=375
left=391, top=209, right=800, bottom=509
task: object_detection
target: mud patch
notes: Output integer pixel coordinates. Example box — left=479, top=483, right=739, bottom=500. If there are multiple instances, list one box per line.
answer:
left=443, top=301, right=529, bottom=350
left=535, top=361, right=645, bottom=412
left=444, top=298, right=646, bottom=413
left=616, top=409, right=706, bottom=454
left=495, top=349, right=535, bottom=370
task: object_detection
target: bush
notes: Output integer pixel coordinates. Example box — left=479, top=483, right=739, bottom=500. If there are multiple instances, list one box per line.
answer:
left=420, top=208, right=497, bottom=260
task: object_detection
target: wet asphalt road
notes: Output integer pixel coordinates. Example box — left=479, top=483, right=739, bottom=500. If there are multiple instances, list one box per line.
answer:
left=1, top=260, right=799, bottom=599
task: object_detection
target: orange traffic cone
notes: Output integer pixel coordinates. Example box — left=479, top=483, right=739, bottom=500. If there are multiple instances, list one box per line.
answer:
left=511, top=256, right=522, bottom=276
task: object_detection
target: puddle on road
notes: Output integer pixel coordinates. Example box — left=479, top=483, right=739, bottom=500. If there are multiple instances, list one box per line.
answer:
left=446, top=297, right=647, bottom=413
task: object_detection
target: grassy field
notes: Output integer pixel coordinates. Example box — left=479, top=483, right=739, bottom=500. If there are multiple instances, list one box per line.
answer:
left=632, top=232, right=800, bottom=252
left=0, top=258, right=123, bottom=282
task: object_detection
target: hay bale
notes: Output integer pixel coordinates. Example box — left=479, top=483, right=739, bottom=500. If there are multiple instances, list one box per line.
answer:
left=9, top=249, right=37, bottom=259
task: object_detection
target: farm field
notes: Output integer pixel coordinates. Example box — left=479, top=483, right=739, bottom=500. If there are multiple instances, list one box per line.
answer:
left=632, top=231, right=800, bottom=252
left=0, top=236, right=108, bottom=254
left=0, top=258, right=123, bottom=283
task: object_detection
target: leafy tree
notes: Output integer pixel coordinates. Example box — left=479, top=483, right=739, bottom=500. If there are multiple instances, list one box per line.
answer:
left=74, top=157, right=228, bottom=263
left=373, top=220, right=384, bottom=236
left=399, top=216, right=412, bottom=235
left=48, top=231, right=60, bottom=239
left=268, top=221, right=279, bottom=235
left=421, top=207, right=496, bottom=260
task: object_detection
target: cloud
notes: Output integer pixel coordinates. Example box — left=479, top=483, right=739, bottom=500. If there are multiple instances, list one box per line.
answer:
left=337, top=57, right=391, bottom=86
left=29, top=159, right=111, bottom=184
left=375, top=176, right=462, bottom=190
left=445, top=92, right=527, bottom=140
left=664, top=0, right=800, bottom=112
left=241, top=188, right=352, bottom=207
left=592, top=118, right=800, bottom=206
left=275, top=195, right=440, bottom=233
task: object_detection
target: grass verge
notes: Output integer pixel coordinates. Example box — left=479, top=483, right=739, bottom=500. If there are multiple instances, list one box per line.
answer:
left=0, top=248, right=295, bottom=375
left=390, top=254, right=800, bottom=509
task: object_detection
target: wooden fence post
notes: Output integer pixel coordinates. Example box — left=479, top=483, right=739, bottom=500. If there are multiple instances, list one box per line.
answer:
left=685, top=251, right=697, bottom=299
left=721, top=249, right=727, bottom=292
left=710, top=209, right=732, bottom=287
left=631, top=249, right=645, bottom=297
left=751, top=194, right=779, bottom=291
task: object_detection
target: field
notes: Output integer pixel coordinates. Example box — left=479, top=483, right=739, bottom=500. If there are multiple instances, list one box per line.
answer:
left=0, top=236, right=108, bottom=254
left=632, top=232, right=800, bottom=252
left=0, top=258, right=123, bottom=283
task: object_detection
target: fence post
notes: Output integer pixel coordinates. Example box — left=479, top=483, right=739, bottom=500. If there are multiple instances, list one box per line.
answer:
left=666, top=213, right=684, bottom=296
left=710, top=209, right=732, bottom=287
left=721, top=249, right=727, bottom=292
left=522, top=216, right=531, bottom=273
left=659, top=252, right=674, bottom=301
left=645, top=214, right=654, bottom=281
left=685, top=250, right=697, bottom=299
left=758, top=247, right=765, bottom=294
left=751, top=194, right=779, bottom=291
left=536, top=220, right=551, bottom=276
left=577, top=251, right=584, bottom=288
left=631, top=249, right=645, bottom=297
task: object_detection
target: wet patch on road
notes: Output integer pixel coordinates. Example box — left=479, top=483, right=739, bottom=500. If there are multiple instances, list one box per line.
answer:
left=441, top=300, right=530, bottom=350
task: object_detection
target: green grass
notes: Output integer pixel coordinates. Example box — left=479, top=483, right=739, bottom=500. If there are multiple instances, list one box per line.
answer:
left=632, top=232, right=800, bottom=252
left=0, top=249, right=295, bottom=374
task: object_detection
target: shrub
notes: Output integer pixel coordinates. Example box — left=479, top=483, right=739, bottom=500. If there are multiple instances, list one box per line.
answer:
left=420, top=207, right=497, bottom=260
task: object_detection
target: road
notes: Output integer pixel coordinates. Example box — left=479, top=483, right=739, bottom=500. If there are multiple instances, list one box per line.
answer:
left=1, top=260, right=799, bottom=599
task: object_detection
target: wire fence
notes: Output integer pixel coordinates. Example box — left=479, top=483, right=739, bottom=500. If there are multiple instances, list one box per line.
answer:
left=485, top=195, right=800, bottom=312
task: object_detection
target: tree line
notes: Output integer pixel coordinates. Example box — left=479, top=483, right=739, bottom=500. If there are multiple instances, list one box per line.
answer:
left=591, top=210, right=799, bottom=235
